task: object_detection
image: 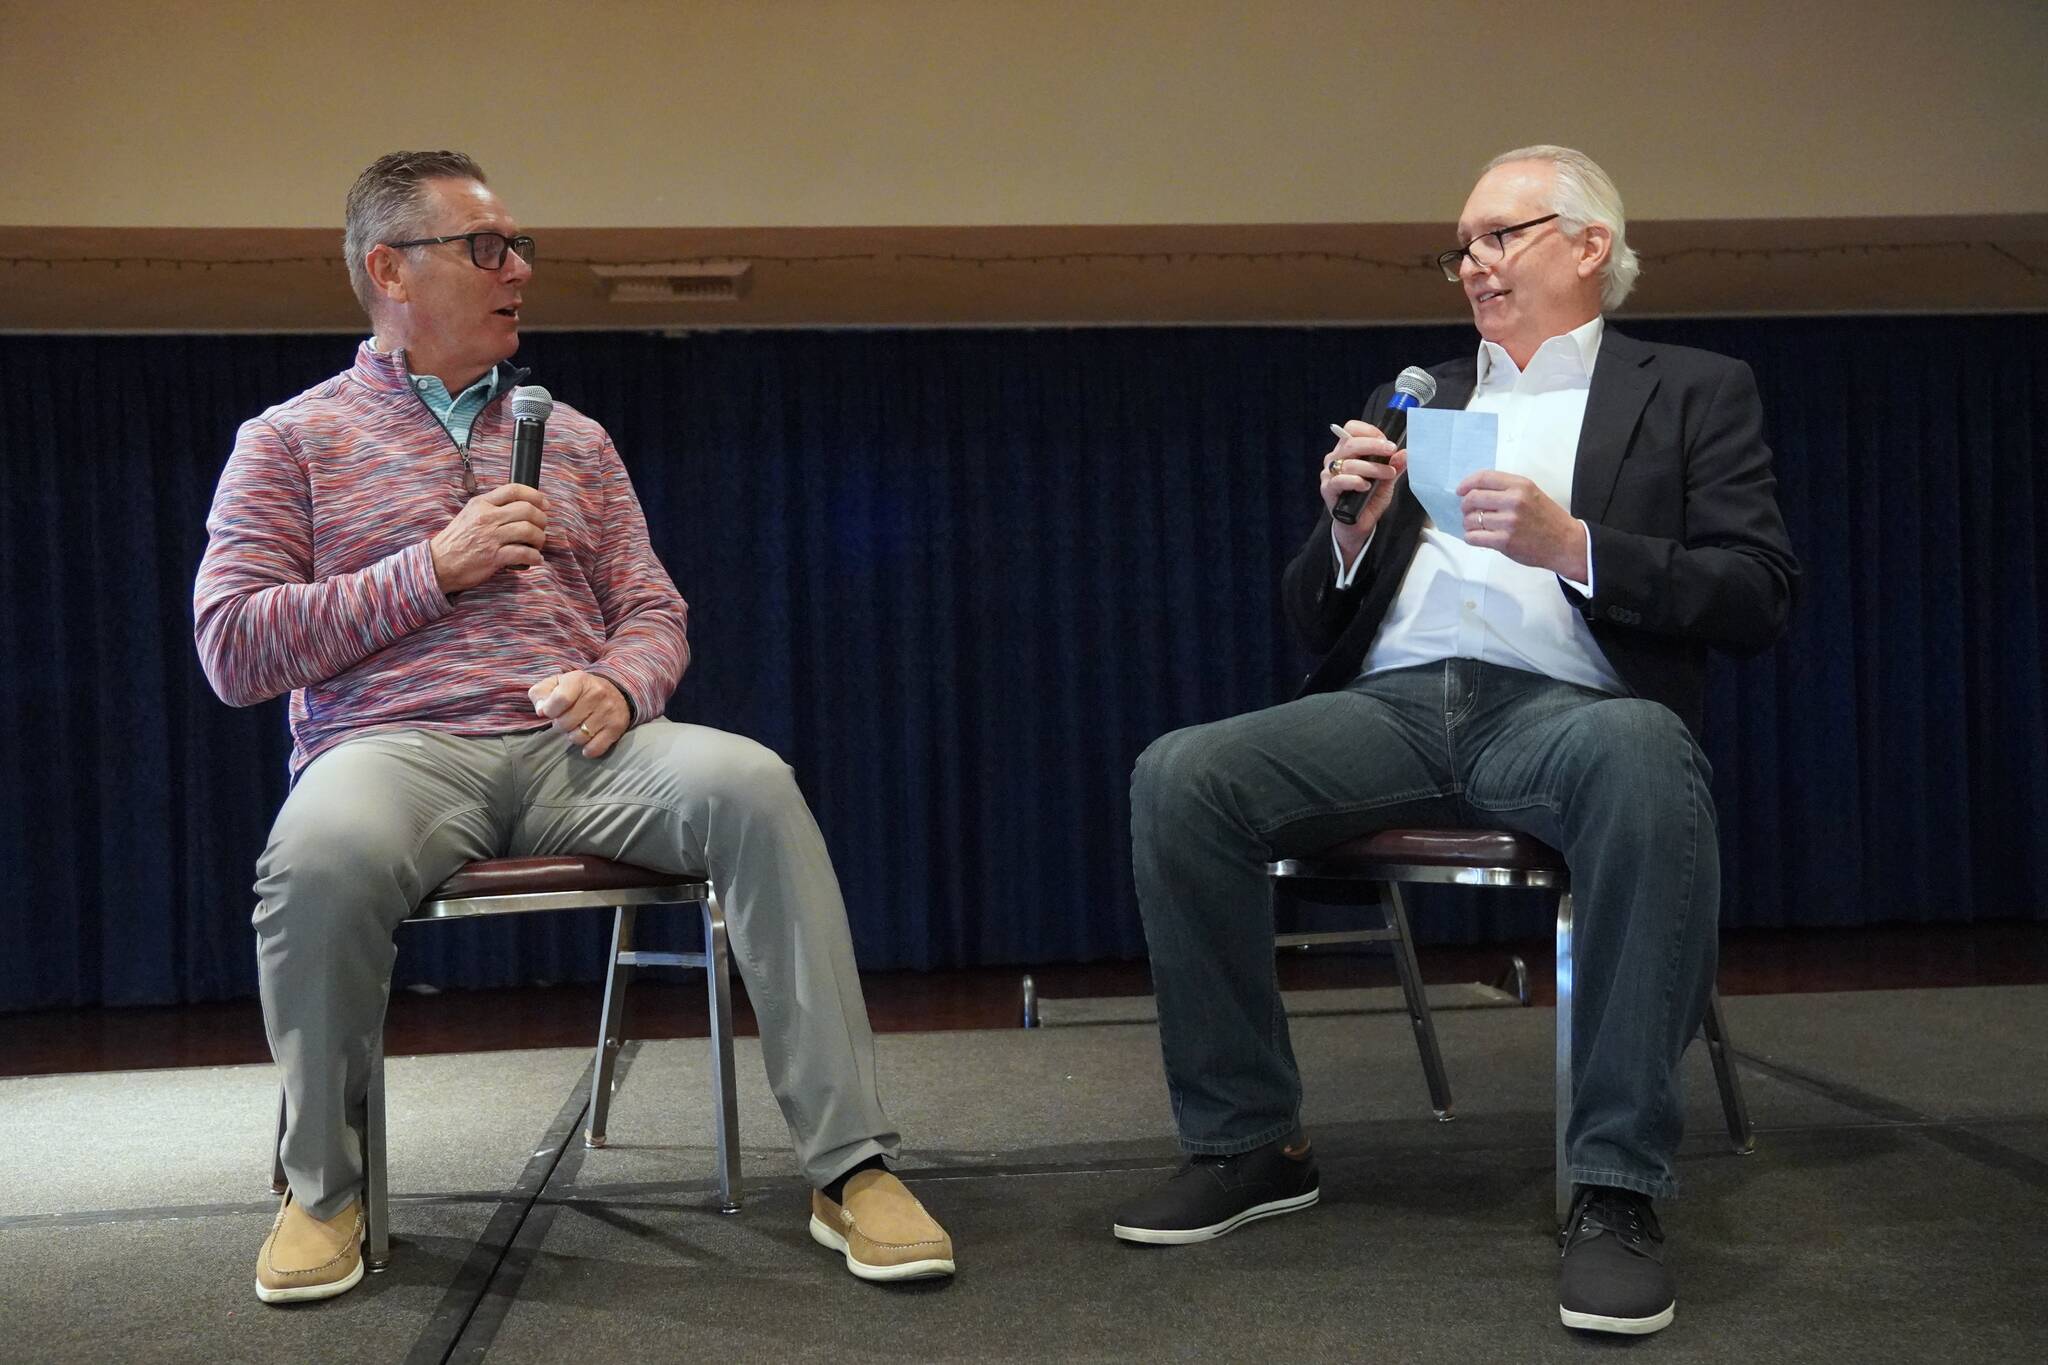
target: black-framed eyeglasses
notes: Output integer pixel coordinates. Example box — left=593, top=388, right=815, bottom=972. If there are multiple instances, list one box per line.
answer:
left=1435, top=213, right=1559, bottom=282
left=383, top=231, right=537, bottom=270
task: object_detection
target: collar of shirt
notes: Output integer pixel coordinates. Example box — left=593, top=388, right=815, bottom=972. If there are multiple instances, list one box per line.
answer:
left=1475, top=314, right=1605, bottom=393
left=367, top=336, right=503, bottom=446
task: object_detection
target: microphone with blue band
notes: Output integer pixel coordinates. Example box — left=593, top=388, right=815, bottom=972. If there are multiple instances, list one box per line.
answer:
left=1332, top=366, right=1438, bottom=526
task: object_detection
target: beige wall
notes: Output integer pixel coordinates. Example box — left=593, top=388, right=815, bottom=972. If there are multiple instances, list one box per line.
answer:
left=5, top=0, right=2045, bottom=230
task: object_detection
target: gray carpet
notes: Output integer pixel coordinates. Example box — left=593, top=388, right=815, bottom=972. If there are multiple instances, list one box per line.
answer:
left=3, top=987, right=2044, bottom=1362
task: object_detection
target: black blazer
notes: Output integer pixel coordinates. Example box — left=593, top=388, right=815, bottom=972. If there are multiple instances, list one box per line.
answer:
left=1281, top=328, right=1799, bottom=737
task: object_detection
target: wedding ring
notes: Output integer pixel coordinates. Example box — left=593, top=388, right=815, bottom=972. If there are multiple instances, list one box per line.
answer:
left=578, top=722, right=594, bottom=738
left=1328, top=458, right=1342, bottom=475
left=1478, top=511, right=1487, bottom=531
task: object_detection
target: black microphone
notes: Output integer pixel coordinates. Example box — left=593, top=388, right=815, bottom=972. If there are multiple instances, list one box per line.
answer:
left=508, top=385, right=553, bottom=572
left=510, top=384, right=553, bottom=489
left=1332, top=366, right=1438, bottom=525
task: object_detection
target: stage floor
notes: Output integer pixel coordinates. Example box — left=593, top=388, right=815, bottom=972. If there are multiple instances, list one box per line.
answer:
left=3, top=986, right=2044, bottom=1362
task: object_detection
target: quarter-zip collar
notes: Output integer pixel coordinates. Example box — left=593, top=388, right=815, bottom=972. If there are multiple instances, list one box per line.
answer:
left=355, top=339, right=533, bottom=495
left=352, top=338, right=530, bottom=403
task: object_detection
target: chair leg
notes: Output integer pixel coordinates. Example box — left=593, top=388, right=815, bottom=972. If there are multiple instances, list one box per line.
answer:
left=586, top=906, right=639, bottom=1148
left=1382, top=884, right=1454, bottom=1121
left=270, top=1090, right=288, bottom=1195
left=1700, top=988, right=1757, bottom=1155
left=365, top=1032, right=390, bottom=1271
left=703, top=894, right=742, bottom=1214
left=1554, top=890, right=1574, bottom=1231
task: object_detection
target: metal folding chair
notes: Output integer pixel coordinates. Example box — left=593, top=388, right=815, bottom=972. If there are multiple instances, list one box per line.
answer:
left=268, top=854, right=740, bottom=1269
left=1270, top=828, right=1755, bottom=1226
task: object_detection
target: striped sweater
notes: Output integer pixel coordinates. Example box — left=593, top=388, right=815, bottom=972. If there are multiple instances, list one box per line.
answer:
left=194, top=342, right=690, bottom=777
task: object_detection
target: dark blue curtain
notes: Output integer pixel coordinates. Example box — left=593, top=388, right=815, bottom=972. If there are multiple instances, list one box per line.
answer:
left=3, top=316, right=2043, bottom=1010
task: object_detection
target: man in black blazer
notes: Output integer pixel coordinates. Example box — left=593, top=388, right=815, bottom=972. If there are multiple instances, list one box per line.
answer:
left=1111, top=146, right=1798, bottom=1337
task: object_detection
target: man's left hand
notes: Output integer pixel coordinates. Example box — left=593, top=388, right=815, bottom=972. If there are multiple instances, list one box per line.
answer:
left=1457, top=471, right=1590, bottom=582
left=529, top=671, right=630, bottom=758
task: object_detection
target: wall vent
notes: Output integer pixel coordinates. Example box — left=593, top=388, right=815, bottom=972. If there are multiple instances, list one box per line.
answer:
left=590, top=261, right=752, bottom=303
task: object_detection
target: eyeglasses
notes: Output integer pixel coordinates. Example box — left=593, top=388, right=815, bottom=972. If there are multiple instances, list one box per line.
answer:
left=383, top=231, right=537, bottom=270
left=1435, top=213, right=1559, bottom=282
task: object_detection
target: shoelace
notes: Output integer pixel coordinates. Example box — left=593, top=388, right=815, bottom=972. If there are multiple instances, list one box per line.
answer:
left=1569, top=1190, right=1661, bottom=1252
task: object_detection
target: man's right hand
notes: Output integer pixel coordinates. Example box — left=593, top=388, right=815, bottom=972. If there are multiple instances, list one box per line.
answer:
left=1321, top=422, right=1406, bottom=563
left=429, top=484, right=549, bottom=594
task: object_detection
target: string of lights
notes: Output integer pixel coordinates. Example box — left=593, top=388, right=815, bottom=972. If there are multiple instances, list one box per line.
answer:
left=0, top=239, right=2040, bottom=277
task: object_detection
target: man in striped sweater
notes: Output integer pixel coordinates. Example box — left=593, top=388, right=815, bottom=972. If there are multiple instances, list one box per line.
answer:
left=195, top=151, right=952, bottom=1304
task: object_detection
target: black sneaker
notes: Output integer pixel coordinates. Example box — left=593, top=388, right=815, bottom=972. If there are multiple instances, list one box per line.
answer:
left=1558, top=1185, right=1676, bottom=1335
left=1111, top=1134, right=1320, bottom=1244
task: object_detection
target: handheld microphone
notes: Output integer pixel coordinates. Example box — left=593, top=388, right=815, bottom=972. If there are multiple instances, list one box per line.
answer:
left=508, top=386, right=553, bottom=571
left=510, top=385, right=553, bottom=489
left=1332, top=366, right=1438, bottom=526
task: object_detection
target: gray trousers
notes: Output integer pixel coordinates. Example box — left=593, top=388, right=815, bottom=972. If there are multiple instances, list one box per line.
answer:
left=255, top=720, right=899, bottom=1220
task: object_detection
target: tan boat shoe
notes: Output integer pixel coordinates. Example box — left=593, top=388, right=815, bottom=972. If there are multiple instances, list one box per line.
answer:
left=254, top=1192, right=365, bottom=1304
left=808, top=1169, right=955, bottom=1281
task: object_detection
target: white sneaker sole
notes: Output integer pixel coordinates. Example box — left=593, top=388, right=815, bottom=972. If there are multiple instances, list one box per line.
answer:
left=253, top=1255, right=365, bottom=1304
left=808, top=1214, right=955, bottom=1281
left=1560, top=1302, right=1676, bottom=1335
left=1112, top=1187, right=1320, bottom=1244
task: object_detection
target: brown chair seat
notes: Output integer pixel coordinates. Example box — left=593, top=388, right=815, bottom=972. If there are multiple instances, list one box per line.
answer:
left=427, top=855, right=691, bottom=901
left=1310, top=828, right=1566, bottom=873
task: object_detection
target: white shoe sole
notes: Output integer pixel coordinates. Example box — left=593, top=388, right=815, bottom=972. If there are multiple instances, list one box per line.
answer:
left=808, top=1214, right=955, bottom=1281
left=1112, top=1187, right=1320, bottom=1244
left=253, top=1255, right=365, bottom=1304
left=1560, top=1302, right=1675, bottom=1335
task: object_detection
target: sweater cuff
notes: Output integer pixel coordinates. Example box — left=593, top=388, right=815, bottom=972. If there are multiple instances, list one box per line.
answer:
left=590, top=671, right=639, bottom=726
left=590, top=661, right=660, bottom=728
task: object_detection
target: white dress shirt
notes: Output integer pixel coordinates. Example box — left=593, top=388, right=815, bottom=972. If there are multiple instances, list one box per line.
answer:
left=1342, top=315, right=1628, bottom=696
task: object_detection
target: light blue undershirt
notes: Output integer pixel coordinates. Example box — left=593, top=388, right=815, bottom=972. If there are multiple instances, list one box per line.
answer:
left=409, top=367, right=500, bottom=449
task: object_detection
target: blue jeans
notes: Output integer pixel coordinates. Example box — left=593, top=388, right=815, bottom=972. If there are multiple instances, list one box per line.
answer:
left=1130, top=660, right=1718, bottom=1199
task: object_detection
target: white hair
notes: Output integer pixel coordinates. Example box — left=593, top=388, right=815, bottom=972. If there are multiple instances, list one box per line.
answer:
left=1483, top=145, right=1641, bottom=311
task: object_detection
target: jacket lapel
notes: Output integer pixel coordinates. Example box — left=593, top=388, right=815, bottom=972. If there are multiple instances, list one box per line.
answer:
left=1427, top=357, right=1477, bottom=414
left=1572, top=328, right=1657, bottom=521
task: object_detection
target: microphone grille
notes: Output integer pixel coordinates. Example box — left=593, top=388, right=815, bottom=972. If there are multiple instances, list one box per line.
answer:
left=1394, top=366, right=1438, bottom=402
left=510, top=385, right=555, bottom=422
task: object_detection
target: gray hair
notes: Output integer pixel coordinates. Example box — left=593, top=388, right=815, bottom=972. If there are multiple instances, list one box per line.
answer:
left=342, top=150, right=488, bottom=316
left=1483, top=145, right=1640, bottom=310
